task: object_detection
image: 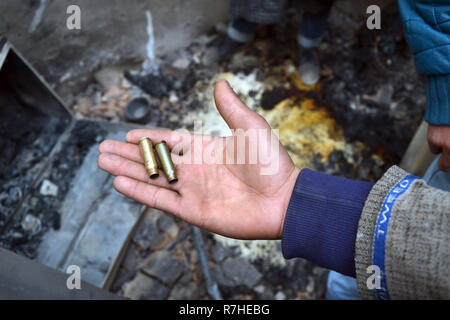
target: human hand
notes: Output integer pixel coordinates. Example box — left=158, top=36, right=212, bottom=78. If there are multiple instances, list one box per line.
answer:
left=427, top=124, right=450, bottom=171
left=97, top=80, right=300, bottom=240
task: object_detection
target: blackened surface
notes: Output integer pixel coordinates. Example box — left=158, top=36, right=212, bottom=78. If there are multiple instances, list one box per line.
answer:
left=0, top=120, right=106, bottom=259
left=319, top=4, right=425, bottom=166
left=0, top=92, right=67, bottom=227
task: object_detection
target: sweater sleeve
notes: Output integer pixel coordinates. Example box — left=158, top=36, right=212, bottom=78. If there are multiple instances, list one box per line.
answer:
left=355, top=166, right=450, bottom=299
left=282, top=165, right=450, bottom=299
left=281, top=168, right=374, bottom=277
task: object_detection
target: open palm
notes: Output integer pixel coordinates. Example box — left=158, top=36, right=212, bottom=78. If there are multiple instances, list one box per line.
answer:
left=98, top=80, right=300, bottom=239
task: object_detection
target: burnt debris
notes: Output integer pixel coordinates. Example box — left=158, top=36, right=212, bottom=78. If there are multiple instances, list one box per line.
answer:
left=0, top=119, right=105, bottom=259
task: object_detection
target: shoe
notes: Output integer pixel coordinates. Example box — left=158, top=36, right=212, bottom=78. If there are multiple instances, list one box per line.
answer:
left=298, top=48, right=320, bottom=86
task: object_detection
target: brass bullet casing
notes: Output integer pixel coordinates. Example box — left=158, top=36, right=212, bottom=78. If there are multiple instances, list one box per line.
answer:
left=139, top=137, right=159, bottom=179
left=155, top=141, right=178, bottom=183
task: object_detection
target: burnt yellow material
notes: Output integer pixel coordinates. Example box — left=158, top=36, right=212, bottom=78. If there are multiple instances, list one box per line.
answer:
left=155, top=141, right=177, bottom=183
left=262, top=97, right=349, bottom=169
left=139, top=137, right=159, bottom=179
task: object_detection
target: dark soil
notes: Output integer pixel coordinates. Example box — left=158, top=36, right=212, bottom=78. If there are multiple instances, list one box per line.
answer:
left=0, top=118, right=105, bottom=259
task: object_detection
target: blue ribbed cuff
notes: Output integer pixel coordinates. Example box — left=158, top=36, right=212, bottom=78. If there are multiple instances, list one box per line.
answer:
left=281, top=169, right=375, bottom=277
left=425, top=74, right=450, bottom=125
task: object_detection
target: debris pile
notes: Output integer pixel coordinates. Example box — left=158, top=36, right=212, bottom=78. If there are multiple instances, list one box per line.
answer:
left=0, top=119, right=105, bottom=259
left=111, top=209, right=327, bottom=300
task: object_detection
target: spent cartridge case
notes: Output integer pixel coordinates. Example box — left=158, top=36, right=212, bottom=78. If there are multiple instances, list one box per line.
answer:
left=155, top=141, right=177, bottom=183
left=139, top=137, right=159, bottom=179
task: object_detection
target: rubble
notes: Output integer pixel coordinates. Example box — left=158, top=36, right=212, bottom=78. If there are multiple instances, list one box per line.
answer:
left=275, top=291, right=287, bottom=300
left=139, top=250, right=186, bottom=286
left=214, top=257, right=263, bottom=288
left=39, top=180, right=59, bottom=197
left=211, top=242, right=234, bottom=264
left=6, top=187, right=22, bottom=206
left=132, top=210, right=167, bottom=251
left=0, top=120, right=106, bottom=259
left=123, top=272, right=169, bottom=300
left=20, top=214, right=42, bottom=236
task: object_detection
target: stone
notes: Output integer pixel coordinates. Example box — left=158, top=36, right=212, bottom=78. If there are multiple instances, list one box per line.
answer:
left=201, top=47, right=219, bottom=67
left=76, top=97, right=93, bottom=116
left=139, top=250, right=186, bottom=286
left=306, top=276, right=315, bottom=293
left=168, top=114, right=180, bottom=123
left=215, top=257, right=262, bottom=288
left=362, top=83, right=393, bottom=108
left=39, top=179, right=58, bottom=196
left=157, top=214, right=179, bottom=238
left=103, top=86, right=125, bottom=100
left=172, top=57, right=190, bottom=70
left=169, top=92, right=179, bottom=103
left=133, top=209, right=166, bottom=250
left=94, top=66, right=123, bottom=91
left=8, top=186, right=22, bottom=203
left=133, top=228, right=165, bottom=251
left=211, top=242, right=233, bottom=263
left=168, top=281, right=202, bottom=300
left=111, top=267, right=135, bottom=293
left=404, top=83, right=414, bottom=91
left=254, top=284, right=265, bottom=294
left=125, top=71, right=169, bottom=98
left=177, top=272, right=193, bottom=285
left=21, top=214, right=42, bottom=235
left=228, top=53, right=259, bottom=72
left=275, top=291, right=286, bottom=300
left=122, top=244, right=144, bottom=271
left=123, top=272, right=169, bottom=300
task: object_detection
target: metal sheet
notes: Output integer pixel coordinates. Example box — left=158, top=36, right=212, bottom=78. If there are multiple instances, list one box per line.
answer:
left=0, top=248, right=121, bottom=299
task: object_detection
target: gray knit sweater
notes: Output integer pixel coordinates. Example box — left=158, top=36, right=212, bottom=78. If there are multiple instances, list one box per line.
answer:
left=355, top=166, right=449, bottom=299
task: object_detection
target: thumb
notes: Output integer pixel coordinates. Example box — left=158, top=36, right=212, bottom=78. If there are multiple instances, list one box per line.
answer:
left=214, top=80, right=268, bottom=130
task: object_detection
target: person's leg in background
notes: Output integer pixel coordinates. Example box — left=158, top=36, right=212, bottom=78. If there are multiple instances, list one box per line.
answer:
left=219, top=17, right=258, bottom=59
left=325, top=271, right=360, bottom=300
left=219, top=0, right=288, bottom=59
left=297, top=0, right=334, bottom=85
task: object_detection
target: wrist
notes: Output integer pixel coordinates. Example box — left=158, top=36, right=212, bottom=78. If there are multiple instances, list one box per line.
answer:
left=280, top=168, right=375, bottom=276
left=277, top=166, right=301, bottom=239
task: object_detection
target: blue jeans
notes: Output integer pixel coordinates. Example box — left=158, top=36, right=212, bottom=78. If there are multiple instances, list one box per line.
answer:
left=326, top=155, right=450, bottom=299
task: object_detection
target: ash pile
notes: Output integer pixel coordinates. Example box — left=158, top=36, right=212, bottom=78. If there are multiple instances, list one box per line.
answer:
left=0, top=38, right=149, bottom=289
left=0, top=62, right=107, bottom=259
left=0, top=110, right=105, bottom=258
left=69, top=5, right=424, bottom=299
